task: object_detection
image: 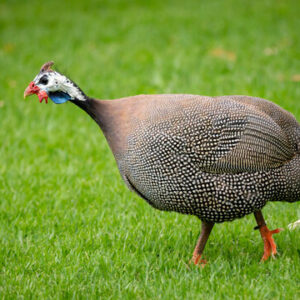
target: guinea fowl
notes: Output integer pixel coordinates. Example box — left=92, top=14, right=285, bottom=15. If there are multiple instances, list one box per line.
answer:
left=24, top=62, right=300, bottom=265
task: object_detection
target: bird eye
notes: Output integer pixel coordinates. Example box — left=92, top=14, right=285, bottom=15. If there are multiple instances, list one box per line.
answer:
left=39, top=75, right=48, bottom=85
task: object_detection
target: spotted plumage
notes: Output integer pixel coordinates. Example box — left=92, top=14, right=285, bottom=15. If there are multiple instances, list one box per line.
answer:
left=24, top=62, right=300, bottom=264
left=116, top=95, right=299, bottom=223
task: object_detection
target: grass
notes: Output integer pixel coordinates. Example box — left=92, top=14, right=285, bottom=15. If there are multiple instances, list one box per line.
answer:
left=0, top=0, right=300, bottom=298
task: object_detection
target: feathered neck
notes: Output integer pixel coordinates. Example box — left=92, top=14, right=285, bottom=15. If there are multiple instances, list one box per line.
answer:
left=72, top=98, right=101, bottom=123
left=71, top=98, right=126, bottom=159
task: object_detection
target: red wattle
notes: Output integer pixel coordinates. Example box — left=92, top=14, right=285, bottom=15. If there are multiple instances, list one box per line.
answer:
left=37, top=90, right=48, bottom=104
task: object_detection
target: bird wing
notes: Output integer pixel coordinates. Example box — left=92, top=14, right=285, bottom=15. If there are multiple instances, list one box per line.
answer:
left=196, top=111, right=293, bottom=173
left=139, top=96, right=295, bottom=174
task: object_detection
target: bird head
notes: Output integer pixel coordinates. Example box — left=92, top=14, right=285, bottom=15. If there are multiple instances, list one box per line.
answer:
left=24, top=61, right=86, bottom=104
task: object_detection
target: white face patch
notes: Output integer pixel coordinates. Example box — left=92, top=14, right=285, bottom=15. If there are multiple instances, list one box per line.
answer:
left=33, top=71, right=86, bottom=101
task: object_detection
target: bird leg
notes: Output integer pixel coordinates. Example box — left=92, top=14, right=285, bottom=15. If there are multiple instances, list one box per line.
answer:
left=191, top=221, right=214, bottom=267
left=254, top=210, right=283, bottom=261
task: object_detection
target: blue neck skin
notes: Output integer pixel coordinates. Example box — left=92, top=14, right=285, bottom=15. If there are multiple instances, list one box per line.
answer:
left=48, top=91, right=72, bottom=104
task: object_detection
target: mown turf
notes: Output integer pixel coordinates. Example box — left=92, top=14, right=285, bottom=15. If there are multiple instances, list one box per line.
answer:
left=0, top=0, right=299, bottom=299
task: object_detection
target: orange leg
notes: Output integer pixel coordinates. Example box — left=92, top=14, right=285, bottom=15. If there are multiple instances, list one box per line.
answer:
left=254, top=211, right=283, bottom=261
left=191, top=221, right=214, bottom=267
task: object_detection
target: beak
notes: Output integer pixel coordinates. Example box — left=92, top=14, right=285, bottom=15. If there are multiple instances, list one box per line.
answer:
left=24, top=81, right=39, bottom=98
left=24, top=81, right=48, bottom=103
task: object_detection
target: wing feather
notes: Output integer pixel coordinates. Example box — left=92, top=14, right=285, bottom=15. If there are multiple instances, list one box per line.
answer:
left=134, top=96, right=295, bottom=175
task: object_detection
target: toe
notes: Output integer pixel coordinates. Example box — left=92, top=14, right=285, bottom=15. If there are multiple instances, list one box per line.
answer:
left=191, top=254, right=207, bottom=267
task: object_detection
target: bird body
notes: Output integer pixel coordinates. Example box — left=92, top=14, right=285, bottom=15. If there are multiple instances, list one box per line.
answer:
left=24, top=62, right=300, bottom=264
left=78, top=95, right=299, bottom=223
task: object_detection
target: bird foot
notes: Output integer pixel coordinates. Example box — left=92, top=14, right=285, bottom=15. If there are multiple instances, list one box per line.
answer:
left=189, top=254, right=207, bottom=267
left=259, top=225, right=283, bottom=261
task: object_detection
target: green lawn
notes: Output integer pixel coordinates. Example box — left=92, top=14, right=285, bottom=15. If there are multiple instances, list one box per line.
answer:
left=0, top=0, right=299, bottom=298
